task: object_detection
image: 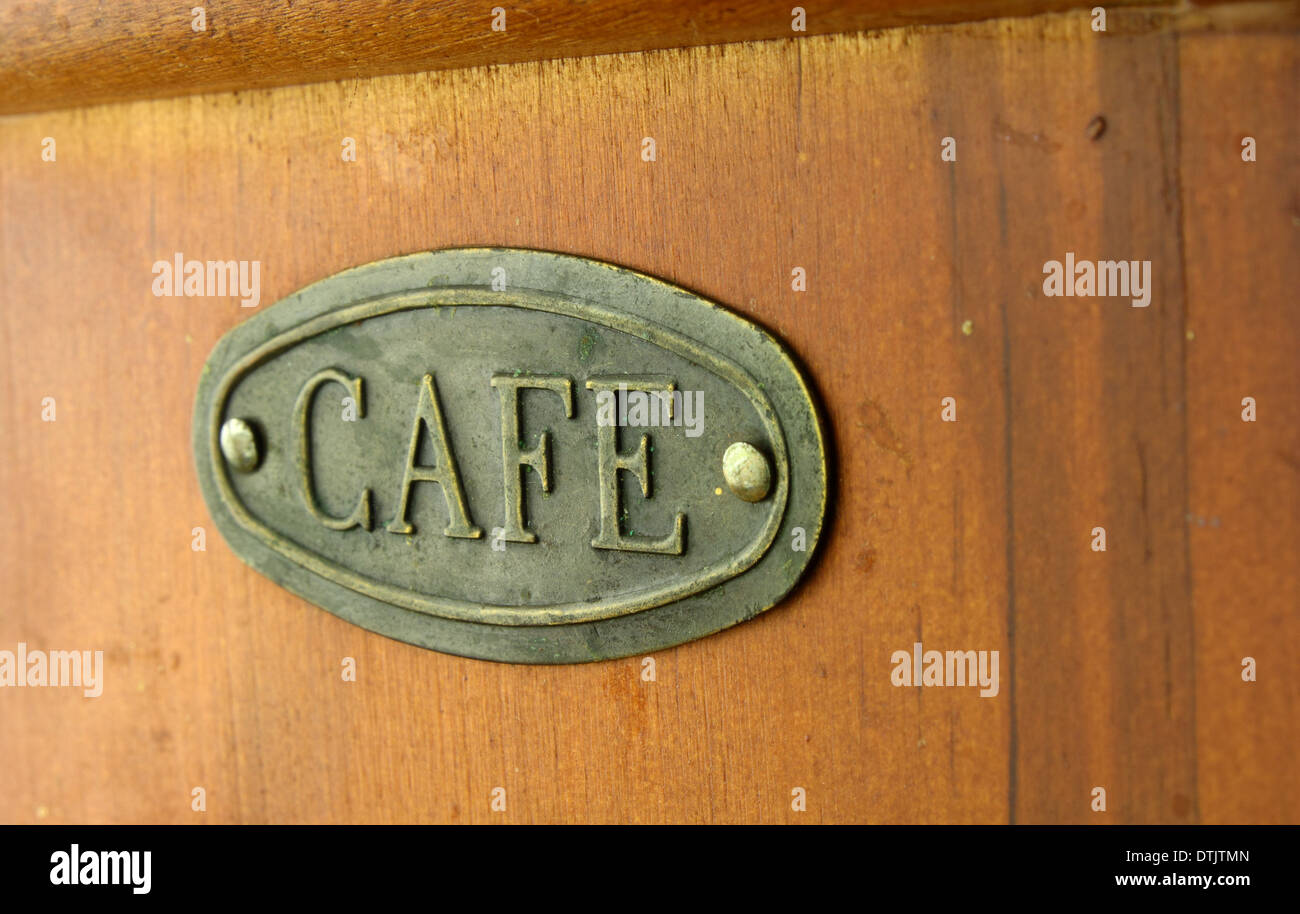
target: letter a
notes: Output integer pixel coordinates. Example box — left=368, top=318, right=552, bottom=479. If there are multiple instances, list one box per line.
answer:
left=387, top=374, right=481, bottom=538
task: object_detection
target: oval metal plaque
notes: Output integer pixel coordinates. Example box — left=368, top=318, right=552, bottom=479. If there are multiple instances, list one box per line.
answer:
left=192, top=249, right=828, bottom=662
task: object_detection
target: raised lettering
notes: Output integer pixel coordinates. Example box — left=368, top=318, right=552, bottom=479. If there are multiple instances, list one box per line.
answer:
left=585, top=377, right=685, bottom=554
left=490, top=373, right=574, bottom=544
left=293, top=369, right=372, bottom=531
left=387, top=373, right=481, bottom=538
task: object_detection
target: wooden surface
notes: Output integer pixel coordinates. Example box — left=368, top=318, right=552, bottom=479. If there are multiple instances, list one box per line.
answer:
left=0, top=7, right=1296, bottom=823
left=0, top=0, right=1204, bottom=116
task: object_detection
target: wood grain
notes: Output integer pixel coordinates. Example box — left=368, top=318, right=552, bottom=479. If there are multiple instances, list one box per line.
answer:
left=1180, top=33, right=1299, bottom=824
left=0, top=8, right=1295, bottom=823
left=0, top=0, right=1218, bottom=116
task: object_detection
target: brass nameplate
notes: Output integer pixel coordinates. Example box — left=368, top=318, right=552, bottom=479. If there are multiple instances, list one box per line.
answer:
left=192, top=249, right=828, bottom=662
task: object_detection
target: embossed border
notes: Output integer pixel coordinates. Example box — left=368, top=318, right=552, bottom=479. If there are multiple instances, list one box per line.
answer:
left=193, top=248, right=829, bottom=662
left=206, top=288, right=790, bottom=626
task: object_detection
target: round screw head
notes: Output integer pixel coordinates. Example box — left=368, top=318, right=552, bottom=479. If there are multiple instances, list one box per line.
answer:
left=722, top=441, right=771, bottom=502
left=220, top=417, right=260, bottom=473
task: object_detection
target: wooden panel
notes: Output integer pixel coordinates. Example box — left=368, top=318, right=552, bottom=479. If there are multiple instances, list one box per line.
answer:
left=0, top=7, right=1295, bottom=823
left=0, top=0, right=1222, bottom=116
left=1180, top=34, right=1299, bottom=825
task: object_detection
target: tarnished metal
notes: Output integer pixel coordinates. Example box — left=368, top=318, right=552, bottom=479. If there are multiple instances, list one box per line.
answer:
left=218, top=417, right=260, bottom=473
left=193, top=248, right=828, bottom=663
left=722, top=441, right=772, bottom=503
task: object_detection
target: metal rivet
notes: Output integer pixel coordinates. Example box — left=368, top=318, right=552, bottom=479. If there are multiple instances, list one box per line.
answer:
left=220, top=417, right=260, bottom=473
left=722, top=442, right=771, bottom=503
